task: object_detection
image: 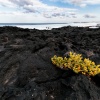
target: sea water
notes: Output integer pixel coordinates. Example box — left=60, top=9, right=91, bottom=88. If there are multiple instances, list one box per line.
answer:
left=0, top=22, right=99, bottom=30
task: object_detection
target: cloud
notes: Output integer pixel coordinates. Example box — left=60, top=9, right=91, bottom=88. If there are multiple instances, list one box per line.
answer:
left=0, top=0, right=80, bottom=23
left=72, top=16, right=77, bottom=18
left=84, top=14, right=96, bottom=18
left=23, top=5, right=37, bottom=13
left=52, top=13, right=61, bottom=17
left=0, top=0, right=99, bottom=23
left=65, top=0, right=83, bottom=5
left=9, top=0, right=33, bottom=6
left=0, top=0, right=78, bottom=18
left=50, top=0, right=100, bottom=7
left=43, top=13, right=51, bottom=18
left=0, top=0, right=16, bottom=7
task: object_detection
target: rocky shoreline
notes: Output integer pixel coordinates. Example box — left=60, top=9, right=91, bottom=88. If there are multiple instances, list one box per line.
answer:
left=0, top=26, right=100, bottom=100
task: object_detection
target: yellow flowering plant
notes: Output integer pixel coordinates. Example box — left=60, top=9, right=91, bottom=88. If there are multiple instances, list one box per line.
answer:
left=51, top=52, right=100, bottom=76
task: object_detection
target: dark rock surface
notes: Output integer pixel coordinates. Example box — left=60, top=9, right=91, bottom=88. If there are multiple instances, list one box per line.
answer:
left=0, top=26, right=100, bottom=100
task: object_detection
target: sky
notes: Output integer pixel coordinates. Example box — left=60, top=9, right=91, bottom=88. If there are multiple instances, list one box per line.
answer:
left=0, top=0, right=100, bottom=23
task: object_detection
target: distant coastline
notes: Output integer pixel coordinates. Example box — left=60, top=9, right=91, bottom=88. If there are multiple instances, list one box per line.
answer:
left=0, top=22, right=99, bottom=30
left=0, top=23, right=67, bottom=25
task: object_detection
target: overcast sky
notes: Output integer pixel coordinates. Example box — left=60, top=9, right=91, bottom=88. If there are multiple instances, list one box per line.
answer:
left=0, top=0, right=100, bottom=23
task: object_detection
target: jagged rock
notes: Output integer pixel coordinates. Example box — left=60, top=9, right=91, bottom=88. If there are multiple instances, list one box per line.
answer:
left=0, top=26, right=100, bottom=100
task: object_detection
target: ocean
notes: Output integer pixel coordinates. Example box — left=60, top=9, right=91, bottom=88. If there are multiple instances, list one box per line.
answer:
left=0, top=22, right=99, bottom=30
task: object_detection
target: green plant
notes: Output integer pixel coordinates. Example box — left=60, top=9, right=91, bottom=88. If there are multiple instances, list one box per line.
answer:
left=51, top=52, right=100, bottom=76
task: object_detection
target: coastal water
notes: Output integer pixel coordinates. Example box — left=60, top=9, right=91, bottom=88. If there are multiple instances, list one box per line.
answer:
left=0, top=22, right=99, bottom=30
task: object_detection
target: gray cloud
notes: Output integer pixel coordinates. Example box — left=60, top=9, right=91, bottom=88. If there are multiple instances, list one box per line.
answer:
left=70, top=13, right=76, bottom=15
left=72, top=15, right=77, bottom=18
left=66, top=15, right=70, bottom=18
left=70, top=0, right=82, bottom=5
left=9, top=0, right=33, bottom=6
left=84, top=14, right=96, bottom=18
left=43, top=13, right=51, bottom=18
left=51, top=12, right=69, bottom=18
left=23, top=6, right=36, bottom=13
left=9, top=0, right=39, bottom=13
left=52, top=13, right=61, bottom=17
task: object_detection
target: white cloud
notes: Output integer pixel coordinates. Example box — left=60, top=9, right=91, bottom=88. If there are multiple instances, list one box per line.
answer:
left=0, top=0, right=78, bottom=17
left=0, top=0, right=16, bottom=7
left=0, top=0, right=99, bottom=23
left=50, top=0, right=100, bottom=7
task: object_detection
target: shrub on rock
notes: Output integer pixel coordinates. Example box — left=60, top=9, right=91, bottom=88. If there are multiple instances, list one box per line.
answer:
left=51, top=52, right=100, bottom=76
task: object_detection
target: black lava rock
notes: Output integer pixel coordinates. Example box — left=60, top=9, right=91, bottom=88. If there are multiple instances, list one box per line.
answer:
left=0, top=26, right=100, bottom=100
